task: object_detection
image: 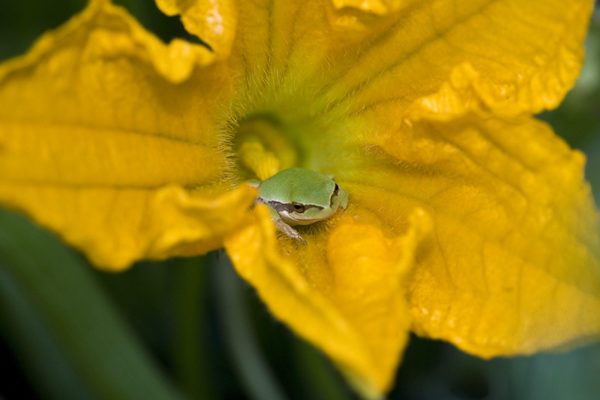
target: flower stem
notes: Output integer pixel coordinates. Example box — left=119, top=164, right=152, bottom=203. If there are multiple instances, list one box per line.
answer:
left=292, top=338, right=353, bottom=400
left=214, top=251, right=288, bottom=400
left=174, top=256, right=214, bottom=400
left=0, top=208, right=183, bottom=400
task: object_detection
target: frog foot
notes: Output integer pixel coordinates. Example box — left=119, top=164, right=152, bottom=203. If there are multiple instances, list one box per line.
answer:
left=275, top=220, right=307, bottom=245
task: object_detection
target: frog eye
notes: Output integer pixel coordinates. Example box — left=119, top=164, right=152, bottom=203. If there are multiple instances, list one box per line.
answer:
left=292, top=203, right=306, bottom=213
left=334, top=183, right=339, bottom=194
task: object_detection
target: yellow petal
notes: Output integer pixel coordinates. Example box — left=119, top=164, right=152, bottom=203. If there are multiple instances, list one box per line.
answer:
left=155, top=0, right=237, bottom=60
left=330, top=0, right=593, bottom=118
left=225, top=0, right=593, bottom=124
left=331, top=0, right=409, bottom=15
left=341, top=115, right=600, bottom=357
left=225, top=204, right=431, bottom=397
left=0, top=184, right=256, bottom=270
left=0, top=0, right=241, bottom=269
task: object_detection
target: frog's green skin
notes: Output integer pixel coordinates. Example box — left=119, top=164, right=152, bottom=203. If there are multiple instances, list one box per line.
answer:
left=256, top=168, right=348, bottom=243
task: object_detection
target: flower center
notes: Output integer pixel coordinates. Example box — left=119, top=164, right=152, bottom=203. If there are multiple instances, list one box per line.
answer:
left=234, top=116, right=300, bottom=181
left=228, top=76, right=355, bottom=182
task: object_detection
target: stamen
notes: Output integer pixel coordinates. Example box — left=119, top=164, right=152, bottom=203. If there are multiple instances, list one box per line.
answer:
left=238, top=138, right=280, bottom=181
left=234, top=117, right=299, bottom=181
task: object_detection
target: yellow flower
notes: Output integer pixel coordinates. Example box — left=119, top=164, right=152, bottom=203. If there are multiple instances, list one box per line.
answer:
left=1, top=0, right=599, bottom=397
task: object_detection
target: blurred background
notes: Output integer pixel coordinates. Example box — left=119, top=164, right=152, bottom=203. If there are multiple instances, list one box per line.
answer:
left=0, top=1, right=599, bottom=399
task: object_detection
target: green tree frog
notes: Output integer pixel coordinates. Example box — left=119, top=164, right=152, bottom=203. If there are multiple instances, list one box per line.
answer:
left=255, top=168, right=348, bottom=243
